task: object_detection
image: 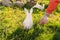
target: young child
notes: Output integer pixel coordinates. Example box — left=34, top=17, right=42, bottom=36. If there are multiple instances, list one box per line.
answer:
left=39, top=0, right=60, bottom=24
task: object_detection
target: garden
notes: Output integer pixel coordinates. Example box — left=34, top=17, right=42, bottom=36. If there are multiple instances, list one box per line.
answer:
left=0, top=0, right=60, bottom=40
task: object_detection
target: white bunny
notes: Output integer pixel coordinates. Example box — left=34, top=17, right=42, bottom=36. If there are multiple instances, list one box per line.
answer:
left=33, top=3, right=45, bottom=10
left=23, top=8, right=33, bottom=29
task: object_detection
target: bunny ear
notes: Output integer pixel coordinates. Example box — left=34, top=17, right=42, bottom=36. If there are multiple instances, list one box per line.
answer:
left=43, top=4, right=45, bottom=8
left=36, top=3, right=39, bottom=5
left=30, top=8, right=33, bottom=14
left=24, top=8, right=29, bottom=14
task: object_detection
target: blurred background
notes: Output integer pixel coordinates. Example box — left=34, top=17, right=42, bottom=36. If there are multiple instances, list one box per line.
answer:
left=0, top=0, right=60, bottom=40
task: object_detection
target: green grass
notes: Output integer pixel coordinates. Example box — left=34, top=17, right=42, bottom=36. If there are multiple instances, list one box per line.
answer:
left=0, top=0, right=60, bottom=40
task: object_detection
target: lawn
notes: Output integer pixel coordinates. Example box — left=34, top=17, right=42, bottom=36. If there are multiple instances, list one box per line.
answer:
left=0, top=0, right=60, bottom=40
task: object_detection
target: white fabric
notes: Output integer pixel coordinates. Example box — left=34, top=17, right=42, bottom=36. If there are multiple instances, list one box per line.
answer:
left=33, top=3, right=45, bottom=10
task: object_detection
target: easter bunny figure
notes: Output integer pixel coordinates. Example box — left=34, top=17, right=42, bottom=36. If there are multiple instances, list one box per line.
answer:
left=33, top=3, right=45, bottom=10
left=23, top=8, right=33, bottom=29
